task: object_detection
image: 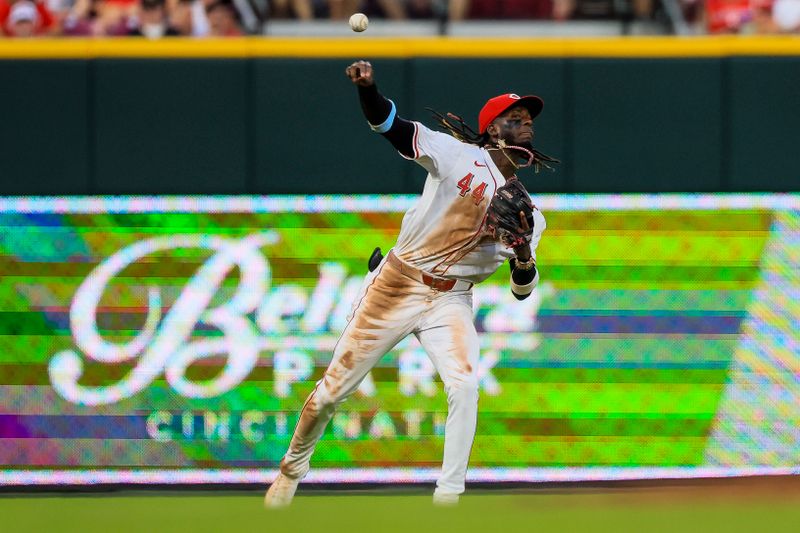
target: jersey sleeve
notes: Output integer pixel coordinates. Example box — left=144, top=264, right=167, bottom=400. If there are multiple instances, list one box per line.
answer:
left=400, top=122, right=464, bottom=179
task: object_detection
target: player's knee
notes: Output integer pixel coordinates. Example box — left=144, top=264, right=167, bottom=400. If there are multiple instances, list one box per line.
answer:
left=316, top=376, right=350, bottom=409
left=309, top=382, right=335, bottom=414
left=445, top=376, right=480, bottom=405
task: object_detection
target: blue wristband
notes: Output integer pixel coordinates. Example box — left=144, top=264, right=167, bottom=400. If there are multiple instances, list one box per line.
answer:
left=368, top=100, right=396, bottom=133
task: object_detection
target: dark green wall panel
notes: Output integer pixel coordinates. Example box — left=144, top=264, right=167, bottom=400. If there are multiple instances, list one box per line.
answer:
left=410, top=58, right=568, bottom=194
left=728, top=57, right=800, bottom=191
left=0, top=61, right=89, bottom=194
left=93, top=59, right=249, bottom=194
left=2, top=56, right=798, bottom=195
left=253, top=59, right=409, bottom=194
left=571, top=59, right=723, bottom=192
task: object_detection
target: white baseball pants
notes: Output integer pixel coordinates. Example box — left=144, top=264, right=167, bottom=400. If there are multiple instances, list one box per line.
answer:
left=278, top=254, right=480, bottom=497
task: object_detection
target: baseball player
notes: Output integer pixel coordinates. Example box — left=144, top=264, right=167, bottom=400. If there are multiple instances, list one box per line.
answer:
left=265, top=60, right=555, bottom=507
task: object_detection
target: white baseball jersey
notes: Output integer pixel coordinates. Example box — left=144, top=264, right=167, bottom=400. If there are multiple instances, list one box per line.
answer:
left=393, top=122, right=546, bottom=284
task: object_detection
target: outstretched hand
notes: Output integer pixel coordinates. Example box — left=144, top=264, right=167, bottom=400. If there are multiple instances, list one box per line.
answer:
left=345, top=60, right=374, bottom=87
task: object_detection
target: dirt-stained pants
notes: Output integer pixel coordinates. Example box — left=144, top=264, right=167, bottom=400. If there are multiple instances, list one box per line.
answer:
left=278, top=256, right=480, bottom=496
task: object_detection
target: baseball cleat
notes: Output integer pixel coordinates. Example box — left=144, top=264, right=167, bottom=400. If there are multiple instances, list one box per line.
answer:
left=432, top=492, right=460, bottom=506
left=264, top=473, right=299, bottom=508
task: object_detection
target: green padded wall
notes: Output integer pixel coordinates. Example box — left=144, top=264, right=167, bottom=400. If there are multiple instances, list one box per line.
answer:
left=570, top=59, right=724, bottom=192
left=0, top=60, right=90, bottom=194
left=727, top=57, right=800, bottom=192
left=92, top=59, right=250, bottom=194
left=253, top=59, right=410, bottom=194
left=1, top=56, right=797, bottom=195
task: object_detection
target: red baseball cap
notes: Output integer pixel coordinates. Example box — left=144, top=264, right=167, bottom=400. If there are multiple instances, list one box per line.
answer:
left=478, top=93, right=544, bottom=134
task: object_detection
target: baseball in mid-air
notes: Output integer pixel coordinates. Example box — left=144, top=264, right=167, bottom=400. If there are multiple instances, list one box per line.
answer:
left=349, top=13, right=369, bottom=32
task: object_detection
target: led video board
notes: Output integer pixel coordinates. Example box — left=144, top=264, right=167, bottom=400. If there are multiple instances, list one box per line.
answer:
left=1, top=194, right=798, bottom=485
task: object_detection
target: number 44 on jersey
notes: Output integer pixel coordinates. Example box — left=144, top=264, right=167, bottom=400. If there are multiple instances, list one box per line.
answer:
left=457, top=173, right=488, bottom=205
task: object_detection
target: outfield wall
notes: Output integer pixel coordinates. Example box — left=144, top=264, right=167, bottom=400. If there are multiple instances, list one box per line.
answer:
left=1, top=38, right=799, bottom=196
left=0, top=193, right=798, bottom=485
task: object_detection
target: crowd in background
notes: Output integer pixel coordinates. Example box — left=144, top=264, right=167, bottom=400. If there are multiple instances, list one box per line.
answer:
left=1, top=0, right=799, bottom=38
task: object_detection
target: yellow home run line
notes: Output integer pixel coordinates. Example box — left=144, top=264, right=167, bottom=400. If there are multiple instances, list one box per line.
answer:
left=1, top=36, right=800, bottom=59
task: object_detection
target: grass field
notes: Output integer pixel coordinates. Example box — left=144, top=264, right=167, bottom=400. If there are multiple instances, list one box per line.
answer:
left=2, top=476, right=799, bottom=533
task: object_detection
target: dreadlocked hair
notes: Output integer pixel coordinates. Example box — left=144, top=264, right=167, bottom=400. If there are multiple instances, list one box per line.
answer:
left=426, top=107, right=485, bottom=145
left=528, top=147, right=561, bottom=173
left=427, top=107, right=561, bottom=173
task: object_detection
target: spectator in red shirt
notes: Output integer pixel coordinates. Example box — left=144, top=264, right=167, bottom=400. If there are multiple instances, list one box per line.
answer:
left=6, top=0, right=38, bottom=35
left=0, top=0, right=55, bottom=35
left=705, top=0, right=752, bottom=32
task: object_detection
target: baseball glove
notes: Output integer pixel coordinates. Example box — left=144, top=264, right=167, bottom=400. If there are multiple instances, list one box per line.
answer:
left=485, top=178, right=535, bottom=249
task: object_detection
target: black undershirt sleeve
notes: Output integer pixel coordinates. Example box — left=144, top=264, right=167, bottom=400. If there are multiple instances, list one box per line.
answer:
left=357, top=83, right=391, bottom=124
left=357, top=84, right=416, bottom=159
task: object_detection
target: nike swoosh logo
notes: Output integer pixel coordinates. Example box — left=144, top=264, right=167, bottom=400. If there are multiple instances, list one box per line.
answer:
left=474, top=160, right=487, bottom=167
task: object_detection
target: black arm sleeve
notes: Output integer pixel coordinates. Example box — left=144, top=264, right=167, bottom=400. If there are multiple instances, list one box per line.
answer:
left=509, top=258, right=537, bottom=301
left=357, top=84, right=416, bottom=159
